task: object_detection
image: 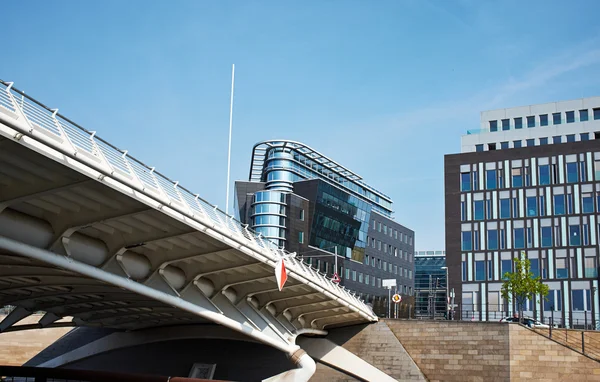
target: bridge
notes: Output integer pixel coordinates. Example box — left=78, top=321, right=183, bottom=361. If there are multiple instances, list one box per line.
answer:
left=0, top=80, right=396, bottom=381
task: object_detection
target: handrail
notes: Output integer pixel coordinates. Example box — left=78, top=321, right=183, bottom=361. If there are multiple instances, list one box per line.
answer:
left=0, top=80, right=376, bottom=321
left=532, top=326, right=600, bottom=362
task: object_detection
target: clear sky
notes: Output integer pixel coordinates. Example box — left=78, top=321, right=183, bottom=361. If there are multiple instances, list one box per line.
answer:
left=4, top=0, right=600, bottom=251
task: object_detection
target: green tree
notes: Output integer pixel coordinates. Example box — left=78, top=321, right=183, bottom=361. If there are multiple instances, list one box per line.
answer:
left=501, top=255, right=549, bottom=324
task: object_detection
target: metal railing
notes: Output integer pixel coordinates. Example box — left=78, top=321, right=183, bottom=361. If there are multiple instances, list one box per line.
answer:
left=0, top=80, right=375, bottom=321
left=533, top=327, right=600, bottom=362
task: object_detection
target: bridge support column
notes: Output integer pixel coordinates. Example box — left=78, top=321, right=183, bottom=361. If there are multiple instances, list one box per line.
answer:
left=263, top=349, right=316, bottom=382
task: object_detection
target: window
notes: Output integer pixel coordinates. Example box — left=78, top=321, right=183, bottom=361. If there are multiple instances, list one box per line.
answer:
left=345, top=268, right=350, bottom=279
left=572, top=290, right=584, bottom=311
left=527, top=116, right=535, bottom=128
left=514, top=117, right=523, bottom=129
left=539, top=195, right=546, bottom=216
left=476, top=144, right=484, bottom=152
left=501, top=259, right=512, bottom=279
left=566, top=134, right=575, bottom=143
left=545, top=290, right=562, bottom=310
left=567, top=162, right=578, bottom=183
left=512, top=168, right=522, bottom=187
left=501, top=119, right=510, bottom=130
left=526, top=196, right=537, bottom=217
left=553, top=112, right=562, bottom=125
left=488, top=143, right=496, bottom=151
left=352, top=270, right=357, bottom=281
left=580, top=109, right=589, bottom=122
left=488, top=229, right=498, bottom=250
left=462, top=261, right=467, bottom=281
left=540, top=114, right=548, bottom=126
left=490, top=120, right=498, bottom=132
left=501, top=141, right=509, bottom=149
left=566, top=111, right=575, bottom=123
left=365, top=274, right=369, bottom=284
left=500, top=198, right=510, bottom=219
left=475, top=260, right=485, bottom=281
left=462, top=231, right=472, bottom=251
left=554, top=194, right=565, bottom=215
left=581, top=133, right=590, bottom=141
left=486, top=170, right=497, bottom=189
left=538, top=164, right=550, bottom=185
left=378, top=222, right=382, bottom=232
left=594, top=108, right=600, bottom=120
left=378, top=241, right=382, bottom=251
left=539, top=137, right=548, bottom=145
left=461, top=172, right=471, bottom=191
left=585, top=256, right=597, bottom=278
left=541, top=226, right=552, bottom=247
left=526, top=139, right=535, bottom=147
left=556, top=258, right=568, bottom=279
left=530, top=258, right=540, bottom=278
left=553, top=136, right=562, bottom=144
left=513, top=140, right=522, bottom=148
left=358, top=272, right=363, bottom=283
left=514, top=228, right=525, bottom=249
left=474, top=200, right=484, bottom=220
left=461, top=202, right=466, bottom=221
left=373, top=220, right=376, bottom=230
left=582, top=193, right=594, bottom=213
left=298, top=231, right=304, bottom=244
left=569, top=225, right=581, bottom=246
left=595, top=160, right=600, bottom=180
left=383, top=225, right=387, bottom=234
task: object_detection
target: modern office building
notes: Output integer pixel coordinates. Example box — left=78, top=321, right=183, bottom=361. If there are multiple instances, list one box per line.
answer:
left=414, top=250, right=447, bottom=319
left=445, top=97, right=600, bottom=328
left=235, top=140, right=415, bottom=315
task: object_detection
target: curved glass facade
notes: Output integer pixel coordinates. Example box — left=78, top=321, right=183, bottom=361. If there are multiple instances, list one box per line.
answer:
left=251, top=190, right=287, bottom=247
left=261, top=146, right=393, bottom=217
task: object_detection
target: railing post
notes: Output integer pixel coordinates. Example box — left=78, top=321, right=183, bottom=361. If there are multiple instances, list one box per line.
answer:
left=582, top=331, right=585, bottom=355
left=585, top=312, right=588, bottom=330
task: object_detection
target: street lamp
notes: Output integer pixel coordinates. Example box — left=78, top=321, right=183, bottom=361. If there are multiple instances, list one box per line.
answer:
left=441, top=266, right=449, bottom=319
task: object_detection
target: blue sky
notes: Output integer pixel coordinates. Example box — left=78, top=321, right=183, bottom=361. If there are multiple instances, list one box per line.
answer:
left=4, top=0, right=600, bottom=250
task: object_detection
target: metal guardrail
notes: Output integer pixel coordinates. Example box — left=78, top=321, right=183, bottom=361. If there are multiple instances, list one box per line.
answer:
left=0, top=80, right=374, bottom=320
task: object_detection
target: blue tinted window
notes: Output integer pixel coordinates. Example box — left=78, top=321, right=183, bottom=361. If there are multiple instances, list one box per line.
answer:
left=500, top=198, right=511, bottom=218
left=553, top=113, right=562, bottom=125
left=490, top=120, right=497, bottom=131
left=594, top=108, right=600, bottom=120
left=501, top=141, right=509, bottom=149
left=566, top=134, right=575, bottom=142
left=553, top=136, right=562, bottom=144
left=554, top=195, right=565, bottom=215
left=514, top=117, right=523, bottom=129
left=581, top=133, right=590, bottom=141
left=512, top=168, right=522, bottom=187
left=514, top=228, right=525, bottom=249
left=540, top=137, right=548, bottom=145
left=569, top=225, right=581, bottom=246
left=513, top=197, right=519, bottom=217
left=461, top=201, right=466, bottom=221
left=500, top=229, right=505, bottom=249
left=513, top=140, right=522, bottom=148
left=580, top=109, right=589, bottom=121
left=541, top=226, right=552, bottom=247
left=573, top=290, right=584, bottom=311
left=526, top=139, right=535, bottom=147
left=462, top=231, right=472, bottom=251
left=526, top=196, right=537, bottom=216
left=566, top=111, right=575, bottom=123
left=461, top=172, right=471, bottom=191
left=540, top=114, right=548, bottom=126
left=539, top=165, right=550, bottom=185
left=501, top=259, right=512, bottom=279
left=530, top=258, right=539, bottom=278
left=567, top=162, right=578, bottom=183
left=475, top=261, right=485, bottom=281
left=527, top=116, right=535, bottom=127
left=567, top=194, right=574, bottom=214
left=476, top=144, right=484, bottom=152
left=488, top=229, right=498, bottom=250
left=474, top=200, right=484, bottom=220
left=462, top=261, right=467, bottom=281
left=583, top=194, right=594, bottom=213
left=486, top=170, right=497, bottom=189
left=501, top=119, right=510, bottom=130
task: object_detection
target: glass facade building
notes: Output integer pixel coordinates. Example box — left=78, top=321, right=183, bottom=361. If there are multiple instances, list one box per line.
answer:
left=236, top=140, right=415, bottom=315
left=414, top=251, right=447, bottom=319
left=446, top=97, right=600, bottom=328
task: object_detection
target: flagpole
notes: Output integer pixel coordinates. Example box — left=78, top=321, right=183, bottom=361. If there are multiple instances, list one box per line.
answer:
left=225, top=64, right=235, bottom=215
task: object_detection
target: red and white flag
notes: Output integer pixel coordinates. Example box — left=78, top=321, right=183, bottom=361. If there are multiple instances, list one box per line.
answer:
left=332, top=272, right=341, bottom=284
left=275, top=259, right=288, bottom=291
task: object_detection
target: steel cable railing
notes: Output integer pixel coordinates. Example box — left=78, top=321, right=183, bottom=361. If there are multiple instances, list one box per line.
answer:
left=0, top=80, right=374, bottom=320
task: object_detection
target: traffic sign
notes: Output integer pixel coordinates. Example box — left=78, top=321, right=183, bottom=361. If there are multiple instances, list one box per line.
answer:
left=275, top=259, right=288, bottom=291
left=392, top=294, right=402, bottom=303
left=332, top=272, right=341, bottom=284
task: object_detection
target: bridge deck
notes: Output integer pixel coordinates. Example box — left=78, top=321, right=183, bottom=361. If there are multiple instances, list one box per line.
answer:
left=0, top=80, right=376, bottom=362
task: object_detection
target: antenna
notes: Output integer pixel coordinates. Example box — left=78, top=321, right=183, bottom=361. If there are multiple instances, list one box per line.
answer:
left=225, top=64, right=235, bottom=215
